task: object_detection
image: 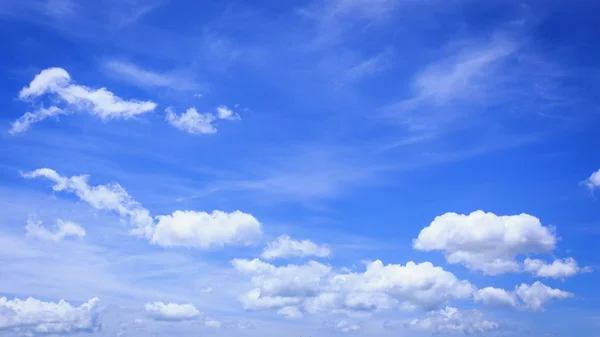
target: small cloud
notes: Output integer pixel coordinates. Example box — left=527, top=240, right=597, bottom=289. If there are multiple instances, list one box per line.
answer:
left=25, top=218, right=86, bottom=241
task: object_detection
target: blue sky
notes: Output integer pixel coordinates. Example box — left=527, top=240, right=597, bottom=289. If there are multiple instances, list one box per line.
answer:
left=1, top=0, right=600, bottom=336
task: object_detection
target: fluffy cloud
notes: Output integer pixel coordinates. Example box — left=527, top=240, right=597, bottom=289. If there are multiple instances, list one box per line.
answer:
left=524, top=257, right=591, bottom=279
left=9, top=106, right=66, bottom=134
left=152, top=210, right=262, bottom=248
left=25, top=218, right=86, bottom=241
left=165, top=105, right=240, bottom=134
left=145, top=302, right=200, bottom=321
left=0, top=296, right=100, bottom=335
left=166, top=107, right=217, bottom=134
left=261, top=235, right=331, bottom=260
left=13, top=67, right=156, bottom=132
left=405, top=306, right=499, bottom=335
left=475, top=281, right=572, bottom=311
left=584, top=168, right=600, bottom=190
left=413, top=210, right=557, bottom=275
left=232, top=258, right=475, bottom=317
left=22, top=168, right=262, bottom=248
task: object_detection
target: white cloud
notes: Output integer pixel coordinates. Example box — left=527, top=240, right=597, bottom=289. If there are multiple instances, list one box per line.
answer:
left=103, top=60, right=201, bottom=91
left=276, top=306, right=303, bottom=320
left=232, top=258, right=475, bottom=317
left=166, top=107, right=217, bottom=134
left=386, top=38, right=517, bottom=132
left=144, top=302, right=200, bottom=321
left=21, top=168, right=154, bottom=238
left=204, top=318, right=221, bottom=328
left=405, top=306, right=499, bottom=335
left=14, top=67, right=157, bottom=131
left=475, top=281, right=572, bottom=311
left=524, top=257, right=591, bottom=279
left=413, top=210, right=557, bottom=275
left=0, top=296, right=100, bottom=335
left=152, top=210, right=262, bottom=249
left=474, top=287, right=518, bottom=308
left=22, top=168, right=263, bottom=249
left=25, top=218, right=85, bottom=241
left=584, top=168, right=600, bottom=190
left=216, top=105, right=240, bottom=120
left=9, top=106, right=66, bottom=134
left=333, top=319, right=361, bottom=333
left=515, top=281, right=573, bottom=311
left=261, top=235, right=331, bottom=260
left=165, top=105, right=241, bottom=135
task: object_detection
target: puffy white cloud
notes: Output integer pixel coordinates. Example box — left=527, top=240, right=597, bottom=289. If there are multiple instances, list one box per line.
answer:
left=166, top=105, right=240, bottom=134
left=474, top=287, right=518, bottom=308
left=524, top=257, right=591, bottom=279
left=14, top=67, right=156, bottom=132
left=413, top=210, right=557, bottom=275
left=22, top=168, right=262, bottom=249
left=166, top=107, right=217, bottom=134
left=232, top=258, right=475, bottom=317
left=584, top=168, right=600, bottom=190
left=9, top=106, right=66, bottom=134
left=216, top=105, right=240, bottom=120
left=515, top=281, right=572, bottom=311
left=261, top=235, right=331, bottom=260
left=144, top=302, right=200, bottom=321
left=152, top=210, right=262, bottom=248
left=405, top=307, right=499, bottom=334
left=25, top=218, right=85, bottom=241
left=0, top=296, right=100, bottom=335
left=475, top=281, right=572, bottom=311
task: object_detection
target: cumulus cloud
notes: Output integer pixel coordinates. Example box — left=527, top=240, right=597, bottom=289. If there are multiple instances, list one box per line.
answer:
left=405, top=306, right=499, bottom=335
left=152, top=210, right=262, bottom=248
left=145, top=302, right=200, bottom=321
left=0, top=296, right=100, bottom=335
left=232, top=258, right=475, bottom=317
left=25, top=218, right=86, bottom=241
left=524, top=257, right=591, bottom=279
left=9, top=106, right=66, bottom=134
left=475, top=281, right=572, bottom=311
left=413, top=210, right=557, bottom=275
left=261, top=235, right=331, bottom=260
left=165, top=105, right=240, bottom=134
left=22, top=168, right=262, bottom=249
left=584, top=168, right=600, bottom=190
left=12, top=67, right=156, bottom=132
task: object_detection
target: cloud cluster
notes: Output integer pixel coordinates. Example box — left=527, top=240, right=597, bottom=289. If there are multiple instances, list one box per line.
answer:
left=0, top=296, right=100, bottom=335
left=232, top=258, right=475, bottom=318
left=524, top=257, right=592, bottom=279
left=475, top=281, right=572, bottom=311
left=166, top=105, right=240, bottom=134
left=405, top=306, right=499, bottom=335
left=413, top=210, right=581, bottom=276
left=144, top=302, right=200, bottom=321
left=12, top=67, right=157, bottom=133
left=22, top=168, right=262, bottom=249
left=25, top=218, right=86, bottom=242
left=261, top=235, right=331, bottom=260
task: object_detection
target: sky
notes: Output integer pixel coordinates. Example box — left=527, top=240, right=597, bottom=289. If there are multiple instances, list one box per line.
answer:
left=0, top=0, right=600, bottom=336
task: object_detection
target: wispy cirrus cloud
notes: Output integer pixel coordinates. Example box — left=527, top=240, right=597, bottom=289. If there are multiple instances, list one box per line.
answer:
left=103, top=60, right=203, bottom=92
